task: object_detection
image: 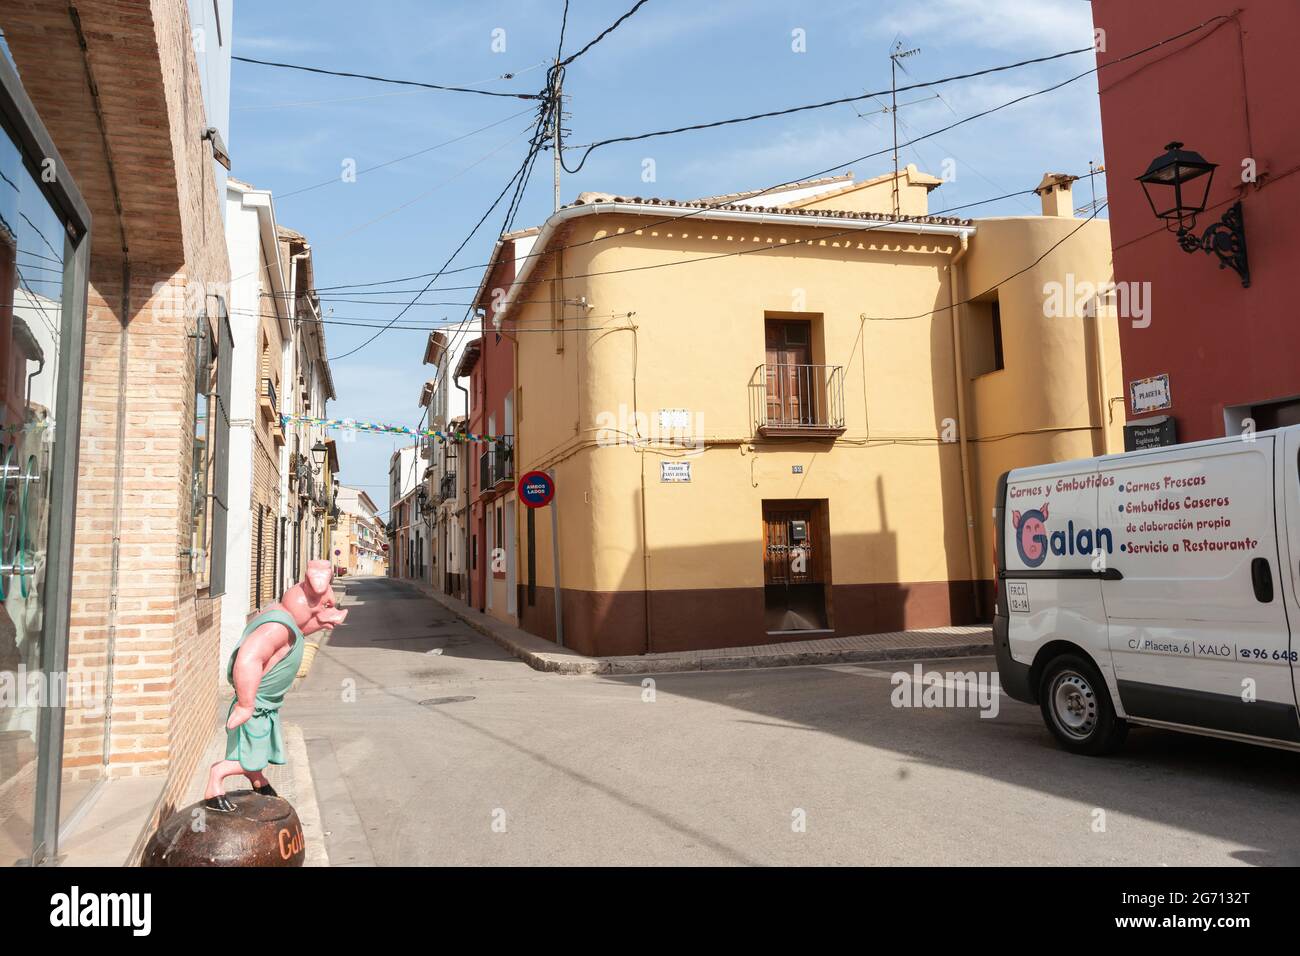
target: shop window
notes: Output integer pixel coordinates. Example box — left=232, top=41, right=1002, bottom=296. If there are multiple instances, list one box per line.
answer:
left=0, top=53, right=92, bottom=864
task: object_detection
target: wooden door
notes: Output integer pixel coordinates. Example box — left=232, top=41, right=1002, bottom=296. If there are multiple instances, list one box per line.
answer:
left=765, top=320, right=811, bottom=426
left=763, top=503, right=819, bottom=586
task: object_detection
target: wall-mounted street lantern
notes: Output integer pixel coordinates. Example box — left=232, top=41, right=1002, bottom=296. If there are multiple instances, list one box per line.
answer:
left=1137, top=141, right=1249, bottom=287
left=311, top=440, right=328, bottom=471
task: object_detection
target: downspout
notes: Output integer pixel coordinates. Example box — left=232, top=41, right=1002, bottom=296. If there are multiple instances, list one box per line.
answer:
left=947, top=234, right=982, bottom=621
left=1092, top=279, right=1113, bottom=456
left=70, top=3, right=131, bottom=764
left=456, top=375, right=472, bottom=606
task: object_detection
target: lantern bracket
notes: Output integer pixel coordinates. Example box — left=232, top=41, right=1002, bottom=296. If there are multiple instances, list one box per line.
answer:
left=1177, top=201, right=1250, bottom=288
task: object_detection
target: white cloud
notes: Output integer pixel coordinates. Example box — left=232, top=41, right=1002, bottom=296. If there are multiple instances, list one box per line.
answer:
left=235, top=35, right=331, bottom=54
left=868, top=0, right=1095, bottom=52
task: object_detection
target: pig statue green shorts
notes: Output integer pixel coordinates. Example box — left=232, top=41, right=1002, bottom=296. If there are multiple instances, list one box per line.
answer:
left=224, top=608, right=306, bottom=772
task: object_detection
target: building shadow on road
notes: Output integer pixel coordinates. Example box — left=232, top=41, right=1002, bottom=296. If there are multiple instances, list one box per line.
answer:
left=596, top=662, right=1300, bottom=865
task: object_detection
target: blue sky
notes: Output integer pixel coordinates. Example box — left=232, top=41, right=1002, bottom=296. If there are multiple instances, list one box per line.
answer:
left=228, top=0, right=1104, bottom=513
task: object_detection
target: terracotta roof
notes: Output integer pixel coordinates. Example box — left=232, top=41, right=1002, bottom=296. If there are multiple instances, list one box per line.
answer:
left=687, top=174, right=854, bottom=206
left=454, top=337, right=482, bottom=378
left=561, top=194, right=971, bottom=227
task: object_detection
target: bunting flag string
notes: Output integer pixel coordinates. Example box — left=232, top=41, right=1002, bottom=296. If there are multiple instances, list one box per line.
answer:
left=280, top=414, right=504, bottom=444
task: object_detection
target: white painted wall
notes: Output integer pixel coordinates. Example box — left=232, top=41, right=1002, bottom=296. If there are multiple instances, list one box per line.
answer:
left=218, top=182, right=263, bottom=676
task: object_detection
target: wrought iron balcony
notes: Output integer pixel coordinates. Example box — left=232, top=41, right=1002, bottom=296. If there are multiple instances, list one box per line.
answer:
left=439, top=472, right=456, bottom=501
left=751, top=363, right=846, bottom=437
left=478, top=437, right=513, bottom=493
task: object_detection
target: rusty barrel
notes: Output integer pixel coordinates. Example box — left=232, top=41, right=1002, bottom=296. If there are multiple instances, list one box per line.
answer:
left=142, top=791, right=305, bottom=867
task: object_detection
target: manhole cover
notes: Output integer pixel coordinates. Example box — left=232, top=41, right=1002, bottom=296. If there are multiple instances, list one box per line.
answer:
left=419, top=696, right=475, bottom=706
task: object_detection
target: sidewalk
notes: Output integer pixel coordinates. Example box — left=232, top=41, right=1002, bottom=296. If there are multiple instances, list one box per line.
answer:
left=389, top=578, right=991, bottom=675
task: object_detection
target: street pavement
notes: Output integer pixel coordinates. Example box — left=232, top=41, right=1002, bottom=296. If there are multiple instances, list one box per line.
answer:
left=288, top=575, right=1300, bottom=866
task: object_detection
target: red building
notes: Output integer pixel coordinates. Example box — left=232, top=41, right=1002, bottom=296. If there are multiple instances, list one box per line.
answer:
left=1092, top=1, right=1300, bottom=443
left=457, top=229, right=527, bottom=618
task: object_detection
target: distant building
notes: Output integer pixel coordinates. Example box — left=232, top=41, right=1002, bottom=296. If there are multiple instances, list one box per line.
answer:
left=333, top=486, right=386, bottom=576
left=387, top=444, right=425, bottom=582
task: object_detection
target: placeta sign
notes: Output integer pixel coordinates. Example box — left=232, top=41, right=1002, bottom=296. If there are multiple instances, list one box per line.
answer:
left=1130, top=373, right=1172, bottom=414
left=518, top=470, right=555, bottom=508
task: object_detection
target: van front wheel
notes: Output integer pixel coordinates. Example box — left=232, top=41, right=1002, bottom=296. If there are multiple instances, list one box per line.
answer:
left=1038, top=654, right=1128, bottom=755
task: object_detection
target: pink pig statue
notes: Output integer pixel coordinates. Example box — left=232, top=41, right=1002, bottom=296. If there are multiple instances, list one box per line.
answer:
left=204, top=560, right=348, bottom=810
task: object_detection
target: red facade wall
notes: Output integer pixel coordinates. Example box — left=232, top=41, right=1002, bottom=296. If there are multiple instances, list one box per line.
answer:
left=466, top=242, right=518, bottom=610
left=1093, top=2, right=1300, bottom=442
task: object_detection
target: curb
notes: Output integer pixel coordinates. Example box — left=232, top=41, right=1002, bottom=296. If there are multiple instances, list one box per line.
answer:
left=401, top=578, right=992, bottom=677
left=284, top=724, right=330, bottom=867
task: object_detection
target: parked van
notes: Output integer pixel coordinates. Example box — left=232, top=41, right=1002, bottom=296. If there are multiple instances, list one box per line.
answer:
left=994, top=425, right=1300, bottom=755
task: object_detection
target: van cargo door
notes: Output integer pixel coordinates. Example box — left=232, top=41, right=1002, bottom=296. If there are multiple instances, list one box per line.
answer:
left=1099, top=435, right=1298, bottom=742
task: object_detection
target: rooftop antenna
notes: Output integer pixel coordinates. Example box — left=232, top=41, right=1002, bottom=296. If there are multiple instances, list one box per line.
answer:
left=890, top=42, right=921, bottom=216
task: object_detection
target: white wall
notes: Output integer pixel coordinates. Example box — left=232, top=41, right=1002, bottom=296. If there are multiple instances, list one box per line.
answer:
left=218, top=184, right=263, bottom=676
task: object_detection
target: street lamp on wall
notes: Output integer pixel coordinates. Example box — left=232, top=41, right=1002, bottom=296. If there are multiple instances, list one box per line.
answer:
left=1137, top=141, right=1249, bottom=288
left=311, top=440, right=328, bottom=472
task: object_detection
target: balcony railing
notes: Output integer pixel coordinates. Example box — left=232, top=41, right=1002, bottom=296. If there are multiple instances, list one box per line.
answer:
left=751, top=363, right=846, bottom=436
left=478, top=438, right=513, bottom=493
left=439, top=472, right=456, bottom=501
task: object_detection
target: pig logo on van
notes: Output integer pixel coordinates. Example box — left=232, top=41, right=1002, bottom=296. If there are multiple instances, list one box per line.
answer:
left=1012, top=503, right=1050, bottom=567
left=1012, top=501, right=1115, bottom=568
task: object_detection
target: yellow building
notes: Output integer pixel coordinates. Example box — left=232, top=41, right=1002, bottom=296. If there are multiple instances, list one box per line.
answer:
left=478, top=167, right=1123, bottom=656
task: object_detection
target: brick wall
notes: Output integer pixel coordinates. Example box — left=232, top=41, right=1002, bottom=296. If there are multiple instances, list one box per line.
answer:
left=2, top=1, right=233, bottom=836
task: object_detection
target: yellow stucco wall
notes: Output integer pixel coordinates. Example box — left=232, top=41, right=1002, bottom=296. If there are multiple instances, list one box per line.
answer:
left=497, top=200, right=1119, bottom=649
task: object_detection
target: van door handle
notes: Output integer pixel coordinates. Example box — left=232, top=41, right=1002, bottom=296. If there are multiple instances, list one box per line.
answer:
left=1251, top=557, right=1274, bottom=603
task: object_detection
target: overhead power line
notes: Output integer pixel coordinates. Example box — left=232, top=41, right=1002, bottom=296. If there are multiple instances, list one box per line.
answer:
left=328, top=92, right=555, bottom=362
left=277, top=105, right=536, bottom=200
left=310, top=13, right=1226, bottom=298
left=559, top=13, right=1232, bottom=173
left=560, top=44, right=1093, bottom=172
left=558, top=0, right=653, bottom=66
left=232, top=54, right=543, bottom=100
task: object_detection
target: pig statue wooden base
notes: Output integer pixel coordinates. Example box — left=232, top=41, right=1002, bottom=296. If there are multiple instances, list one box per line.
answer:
left=142, top=791, right=305, bottom=867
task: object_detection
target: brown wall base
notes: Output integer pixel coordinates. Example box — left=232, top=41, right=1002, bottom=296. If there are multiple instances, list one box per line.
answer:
left=517, top=579, right=991, bottom=658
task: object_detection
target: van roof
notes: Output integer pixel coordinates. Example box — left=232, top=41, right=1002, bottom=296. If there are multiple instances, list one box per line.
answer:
left=1008, top=424, right=1300, bottom=480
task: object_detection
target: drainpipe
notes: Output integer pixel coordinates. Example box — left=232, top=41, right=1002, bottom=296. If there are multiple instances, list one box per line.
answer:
left=1092, top=281, right=1113, bottom=456
left=70, top=2, right=133, bottom=766
left=947, top=234, right=982, bottom=621
left=455, top=375, right=472, bottom=606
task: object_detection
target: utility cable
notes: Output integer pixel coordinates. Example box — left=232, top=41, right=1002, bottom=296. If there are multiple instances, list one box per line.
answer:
left=232, top=54, right=542, bottom=100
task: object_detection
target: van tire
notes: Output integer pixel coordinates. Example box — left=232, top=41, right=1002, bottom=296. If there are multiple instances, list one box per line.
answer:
left=1038, top=653, right=1128, bottom=755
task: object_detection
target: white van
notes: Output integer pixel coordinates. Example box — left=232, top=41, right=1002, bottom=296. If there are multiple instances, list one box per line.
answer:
left=994, top=425, right=1300, bottom=755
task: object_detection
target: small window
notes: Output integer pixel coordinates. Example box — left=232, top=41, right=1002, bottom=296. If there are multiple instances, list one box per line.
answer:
left=990, top=301, right=1005, bottom=372
left=967, top=297, right=1005, bottom=378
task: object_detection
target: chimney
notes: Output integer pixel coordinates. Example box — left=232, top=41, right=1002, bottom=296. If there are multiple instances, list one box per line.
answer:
left=1034, top=173, right=1078, bottom=217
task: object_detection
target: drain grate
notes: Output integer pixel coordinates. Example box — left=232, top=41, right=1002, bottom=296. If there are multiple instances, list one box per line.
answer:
left=419, top=696, right=475, bottom=706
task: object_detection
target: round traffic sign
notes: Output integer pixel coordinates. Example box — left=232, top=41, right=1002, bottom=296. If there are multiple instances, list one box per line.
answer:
left=518, top=470, right=555, bottom=508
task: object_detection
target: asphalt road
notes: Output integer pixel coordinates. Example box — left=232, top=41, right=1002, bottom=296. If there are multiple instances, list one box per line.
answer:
left=288, top=576, right=1300, bottom=866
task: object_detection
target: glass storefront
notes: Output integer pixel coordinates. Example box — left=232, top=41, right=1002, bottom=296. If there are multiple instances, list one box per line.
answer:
left=0, top=51, right=89, bottom=865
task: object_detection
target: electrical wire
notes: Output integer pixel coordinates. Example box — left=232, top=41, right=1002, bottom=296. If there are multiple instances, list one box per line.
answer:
left=558, top=0, right=652, bottom=67
left=560, top=44, right=1093, bottom=173
left=232, top=54, right=542, bottom=100
left=314, top=16, right=1223, bottom=359
left=276, top=105, right=537, bottom=200
left=559, top=13, right=1231, bottom=174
